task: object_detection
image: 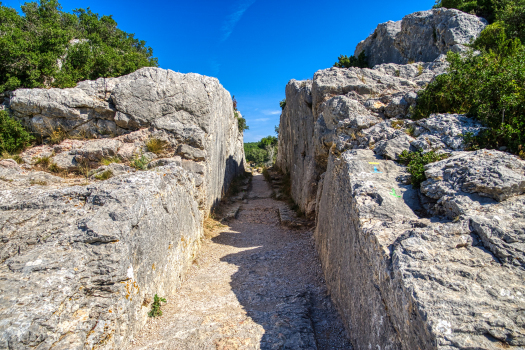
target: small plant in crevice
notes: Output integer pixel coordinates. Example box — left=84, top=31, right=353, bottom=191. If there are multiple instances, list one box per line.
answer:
left=148, top=294, right=167, bottom=318
left=279, top=99, right=286, bottom=110
left=94, top=169, right=113, bottom=180
left=391, top=120, right=404, bottom=130
left=146, top=138, right=167, bottom=155
left=237, top=115, right=248, bottom=133
left=130, top=154, right=149, bottom=170
left=101, top=156, right=121, bottom=166
left=398, top=150, right=449, bottom=188
left=417, top=64, right=424, bottom=76
left=48, top=126, right=68, bottom=145
left=405, top=124, right=416, bottom=137
left=76, top=158, right=92, bottom=179
left=48, top=162, right=60, bottom=173
left=34, top=155, right=52, bottom=169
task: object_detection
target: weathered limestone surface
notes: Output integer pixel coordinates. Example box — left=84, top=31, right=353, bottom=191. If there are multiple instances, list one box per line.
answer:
left=8, top=67, right=245, bottom=211
left=355, top=8, right=487, bottom=67
left=315, top=150, right=525, bottom=349
left=0, top=166, right=203, bottom=350
left=0, top=68, right=245, bottom=349
left=277, top=9, right=525, bottom=349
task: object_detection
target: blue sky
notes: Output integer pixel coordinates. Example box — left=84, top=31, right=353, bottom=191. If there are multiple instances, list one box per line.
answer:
left=4, top=0, right=435, bottom=142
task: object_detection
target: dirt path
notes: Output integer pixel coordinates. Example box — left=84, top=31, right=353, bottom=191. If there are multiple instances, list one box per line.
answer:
left=127, top=174, right=351, bottom=350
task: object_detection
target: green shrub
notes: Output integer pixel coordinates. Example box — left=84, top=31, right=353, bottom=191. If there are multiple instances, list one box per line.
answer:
left=48, top=162, right=60, bottom=173
left=237, top=115, right=248, bottom=133
left=130, top=154, right=149, bottom=170
left=244, top=136, right=278, bottom=166
left=398, top=150, right=450, bottom=188
left=0, top=0, right=157, bottom=93
left=148, top=294, right=166, bottom=318
left=0, top=111, right=34, bottom=153
left=334, top=51, right=368, bottom=69
left=279, top=99, right=286, bottom=110
left=412, top=41, right=525, bottom=154
left=434, top=0, right=498, bottom=22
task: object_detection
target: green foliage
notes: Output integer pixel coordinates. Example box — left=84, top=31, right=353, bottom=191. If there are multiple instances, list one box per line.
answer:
left=0, top=110, right=34, bottom=153
left=435, top=0, right=498, bottom=22
left=148, top=294, right=166, bottom=318
left=130, top=154, right=149, bottom=170
left=94, top=169, right=113, bottom=180
left=279, top=99, right=286, bottom=110
left=100, top=156, right=121, bottom=166
left=237, top=114, right=248, bottom=133
left=412, top=41, right=525, bottom=154
left=334, top=51, right=368, bottom=69
left=146, top=138, right=167, bottom=155
left=260, top=136, right=278, bottom=148
left=0, top=0, right=157, bottom=93
left=34, top=155, right=51, bottom=168
left=398, top=150, right=450, bottom=188
left=244, top=136, right=278, bottom=166
left=244, top=142, right=268, bottom=165
left=434, top=0, right=525, bottom=39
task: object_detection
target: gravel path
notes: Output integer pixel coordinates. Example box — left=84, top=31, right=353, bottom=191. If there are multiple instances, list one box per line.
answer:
left=127, top=174, right=351, bottom=350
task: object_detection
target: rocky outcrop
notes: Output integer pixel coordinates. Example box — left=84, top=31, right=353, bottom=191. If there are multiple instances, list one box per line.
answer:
left=0, top=166, right=203, bottom=350
left=7, top=67, right=244, bottom=211
left=277, top=9, right=525, bottom=349
left=315, top=150, right=525, bottom=349
left=355, top=9, right=487, bottom=67
left=0, top=68, right=245, bottom=349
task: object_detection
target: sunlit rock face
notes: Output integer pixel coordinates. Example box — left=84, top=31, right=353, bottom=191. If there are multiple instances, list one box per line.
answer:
left=277, top=8, right=525, bottom=349
left=0, top=68, right=245, bottom=349
left=355, top=8, right=487, bottom=68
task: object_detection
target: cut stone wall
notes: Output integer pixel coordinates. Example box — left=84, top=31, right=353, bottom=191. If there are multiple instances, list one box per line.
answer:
left=0, top=68, right=245, bottom=349
left=277, top=9, right=525, bottom=349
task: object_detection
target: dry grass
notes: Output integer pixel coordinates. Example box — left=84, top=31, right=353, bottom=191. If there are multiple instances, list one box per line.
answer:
left=417, top=64, right=424, bottom=76
left=203, top=217, right=226, bottom=239
left=146, top=138, right=167, bottom=155
left=101, top=156, right=121, bottom=166
left=391, top=120, right=404, bottom=130
left=1, top=151, right=23, bottom=164
left=30, top=179, right=47, bottom=186
left=48, top=126, right=68, bottom=145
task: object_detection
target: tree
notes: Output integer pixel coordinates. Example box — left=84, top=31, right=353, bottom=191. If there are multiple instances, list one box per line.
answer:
left=0, top=0, right=158, bottom=92
left=334, top=51, right=368, bottom=69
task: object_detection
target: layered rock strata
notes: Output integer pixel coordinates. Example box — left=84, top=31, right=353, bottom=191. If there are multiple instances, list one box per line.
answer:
left=0, top=68, right=245, bottom=349
left=277, top=9, right=525, bottom=349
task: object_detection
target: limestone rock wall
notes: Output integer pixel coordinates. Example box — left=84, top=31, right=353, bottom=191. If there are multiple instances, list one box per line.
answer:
left=6, top=67, right=245, bottom=212
left=277, top=9, right=525, bottom=349
left=355, top=8, right=487, bottom=68
left=0, top=68, right=245, bottom=349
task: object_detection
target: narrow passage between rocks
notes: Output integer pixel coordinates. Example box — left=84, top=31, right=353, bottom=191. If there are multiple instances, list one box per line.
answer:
left=127, top=174, right=351, bottom=350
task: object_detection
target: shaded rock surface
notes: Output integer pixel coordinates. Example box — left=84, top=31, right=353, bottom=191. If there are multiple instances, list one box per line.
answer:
left=126, top=175, right=351, bottom=350
left=355, top=8, right=487, bottom=67
left=277, top=9, right=525, bottom=349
